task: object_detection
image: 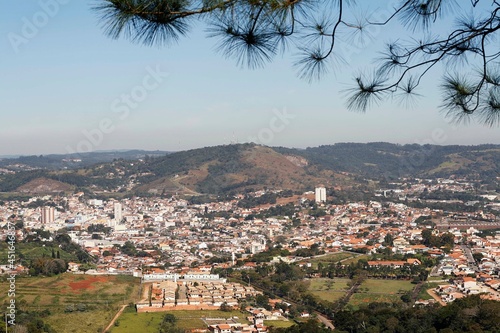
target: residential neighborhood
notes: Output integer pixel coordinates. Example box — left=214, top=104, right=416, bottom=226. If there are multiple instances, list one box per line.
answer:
left=1, top=177, right=499, bottom=332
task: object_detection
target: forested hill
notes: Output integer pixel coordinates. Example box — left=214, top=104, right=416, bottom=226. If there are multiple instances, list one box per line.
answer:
left=0, top=150, right=169, bottom=170
left=0, top=143, right=499, bottom=196
left=275, top=143, right=500, bottom=181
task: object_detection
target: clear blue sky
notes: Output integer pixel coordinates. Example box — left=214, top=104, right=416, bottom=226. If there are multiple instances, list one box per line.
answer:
left=1, top=1, right=498, bottom=156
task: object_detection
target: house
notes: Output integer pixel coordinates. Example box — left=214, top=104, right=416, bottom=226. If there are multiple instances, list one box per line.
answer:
left=67, top=262, right=81, bottom=272
left=462, top=277, right=477, bottom=289
left=367, top=258, right=420, bottom=268
left=208, top=324, right=232, bottom=333
left=485, top=279, right=500, bottom=291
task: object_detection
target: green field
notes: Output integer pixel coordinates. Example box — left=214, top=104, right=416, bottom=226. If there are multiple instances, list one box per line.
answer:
left=341, top=254, right=369, bottom=265
left=348, top=279, right=416, bottom=310
left=309, top=252, right=354, bottom=268
left=111, top=309, right=250, bottom=333
left=264, top=320, right=295, bottom=328
left=349, top=293, right=403, bottom=308
left=417, top=282, right=440, bottom=301
left=0, top=242, right=78, bottom=265
left=308, top=278, right=351, bottom=302
left=358, top=279, right=415, bottom=294
left=0, top=273, right=140, bottom=333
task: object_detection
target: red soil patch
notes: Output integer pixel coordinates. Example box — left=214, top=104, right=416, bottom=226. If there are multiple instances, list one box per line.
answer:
left=68, top=276, right=108, bottom=291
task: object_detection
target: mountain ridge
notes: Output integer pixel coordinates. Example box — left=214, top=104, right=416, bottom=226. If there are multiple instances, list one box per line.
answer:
left=0, top=143, right=499, bottom=196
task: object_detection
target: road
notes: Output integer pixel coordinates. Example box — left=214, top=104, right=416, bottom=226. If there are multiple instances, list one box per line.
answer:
left=316, top=312, right=335, bottom=330
left=460, top=245, right=479, bottom=271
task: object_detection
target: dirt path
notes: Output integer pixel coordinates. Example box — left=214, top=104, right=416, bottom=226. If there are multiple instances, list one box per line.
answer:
left=170, top=175, right=201, bottom=196
left=103, top=304, right=127, bottom=333
left=426, top=289, right=446, bottom=306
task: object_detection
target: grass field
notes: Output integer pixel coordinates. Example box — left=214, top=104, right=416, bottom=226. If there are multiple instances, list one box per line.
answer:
left=348, top=279, right=416, bottom=310
left=341, top=254, right=369, bottom=265
left=309, top=252, right=354, bottom=268
left=264, top=320, right=295, bottom=328
left=110, top=308, right=166, bottom=333
left=111, top=309, right=250, bottom=333
left=348, top=293, right=403, bottom=308
left=358, top=279, right=415, bottom=294
left=308, top=278, right=351, bottom=302
left=417, top=282, right=440, bottom=300
left=0, top=242, right=78, bottom=265
left=0, top=273, right=140, bottom=333
left=428, top=276, right=450, bottom=282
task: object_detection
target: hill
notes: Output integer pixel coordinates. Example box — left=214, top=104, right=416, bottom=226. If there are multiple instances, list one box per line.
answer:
left=0, top=143, right=499, bottom=196
left=276, top=143, right=500, bottom=182
left=17, top=177, right=74, bottom=193
left=133, top=144, right=341, bottom=195
left=0, top=149, right=169, bottom=171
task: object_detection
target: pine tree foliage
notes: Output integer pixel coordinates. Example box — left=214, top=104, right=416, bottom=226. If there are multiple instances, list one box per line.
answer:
left=94, top=0, right=500, bottom=125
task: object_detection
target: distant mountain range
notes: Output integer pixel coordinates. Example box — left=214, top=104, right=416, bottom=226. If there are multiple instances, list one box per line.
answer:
left=0, top=143, right=499, bottom=196
left=0, top=150, right=170, bottom=170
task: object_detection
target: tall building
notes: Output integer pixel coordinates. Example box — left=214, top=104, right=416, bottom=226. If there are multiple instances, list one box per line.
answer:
left=114, top=202, right=122, bottom=223
left=315, top=185, right=327, bottom=203
left=41, top=206, right=55, bottom=224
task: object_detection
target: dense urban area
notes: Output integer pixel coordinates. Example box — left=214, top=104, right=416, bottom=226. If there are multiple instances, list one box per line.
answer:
left=1, top=145, right=499, bottom=333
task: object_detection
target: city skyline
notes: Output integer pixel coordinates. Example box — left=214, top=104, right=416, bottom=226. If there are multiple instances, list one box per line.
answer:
left=1, top=1, right=499, bottom=156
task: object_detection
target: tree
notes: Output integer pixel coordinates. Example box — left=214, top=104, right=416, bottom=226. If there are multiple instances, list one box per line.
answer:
left=121, top=240, right=137, bottom=256
left=220, top=301, right=232, bottom=312
left=159, top=314, right=183, bottom=333
left=162, top=313, right=177, bottom=325
left=95, top=0, right=500, bottom=125
left=384, top=233, right=394, bottom=247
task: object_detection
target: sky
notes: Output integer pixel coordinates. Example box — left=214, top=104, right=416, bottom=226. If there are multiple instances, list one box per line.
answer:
left=1, top=1, right=499, bottom=156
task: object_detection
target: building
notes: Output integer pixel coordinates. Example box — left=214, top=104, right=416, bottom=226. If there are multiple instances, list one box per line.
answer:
left=41, top=206, right=55, bottom=224
left=114, top=202, right=122, bottom=223
left=315, top=185, right=326, bottom=203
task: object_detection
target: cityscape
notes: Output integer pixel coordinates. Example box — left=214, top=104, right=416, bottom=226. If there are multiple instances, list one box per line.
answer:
left=2, top=0, right=500, bottom=332
left=1, top=152, right=499, bottom=332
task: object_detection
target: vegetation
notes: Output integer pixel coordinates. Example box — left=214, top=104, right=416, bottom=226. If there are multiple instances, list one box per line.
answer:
left=0, top=274, right=140, bottom=333
left=1, top=143, right=499, bottom=195
left=268, top=319, right=331, bottom=333
left=111, top=309, right=248, bottom=333
left=95, top=1, right=500, bottom=125
left=334, top=295, right=500, bottom=333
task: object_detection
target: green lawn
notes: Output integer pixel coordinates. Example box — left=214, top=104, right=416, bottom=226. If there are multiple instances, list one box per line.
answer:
left=308, top=278, right=350, bottom=302
left=111, top=309, right=250, bottom=333
left=111, top=308, right=165, bottom=333
left=0, top=242, right=78, bottom=265
left=309, top=252, right=354, bottom=268
left=348, top=293, right=403, bottom=309
left=341, top=254, right=369, bottom=265
left=0, top=273, right=140, bottom=333
left=417, top=282, right=440, bottom=301
left=358, top=279, right=415, bottom=294
left=264, top=320, right=295, bottom=328
left=428, top=276, right=450, bottom=282
left=347, top=279, right=416, bottom=310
